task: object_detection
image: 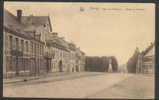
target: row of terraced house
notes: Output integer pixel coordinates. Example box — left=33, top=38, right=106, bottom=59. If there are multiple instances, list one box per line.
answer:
left=3, top=9, right=86, bottom=78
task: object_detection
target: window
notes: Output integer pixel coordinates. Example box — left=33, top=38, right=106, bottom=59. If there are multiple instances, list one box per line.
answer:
left=21, top=40, right=24, bottom=51
left=33, top=42, right=35, bottom=55
left=37, top=44, right=39, bottom=55
left=9, top=36, right=13, bottom=50
left=61, top=52, right=62, bottom=57
left=39, top=45, right=40, bottom=55
left=40, top=45, right=41, bottom=55
left=42, top=46, right=44, bottom=55
left=15, top=38, right=19, bottom=50
left=26, top=41, right=28, bottom=52
left=34, top=43, right=36, bottom=55
left=39, top=45, right=41, bottom=55
left=31, top=42, right=33, bottom=54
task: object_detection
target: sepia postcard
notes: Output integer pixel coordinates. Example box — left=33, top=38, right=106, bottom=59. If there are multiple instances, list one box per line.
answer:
left=3, top=2, right=155, bottom=99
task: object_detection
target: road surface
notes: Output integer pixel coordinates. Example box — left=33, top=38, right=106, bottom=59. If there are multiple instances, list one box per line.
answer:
left=3, top=72, right=154, bottom=99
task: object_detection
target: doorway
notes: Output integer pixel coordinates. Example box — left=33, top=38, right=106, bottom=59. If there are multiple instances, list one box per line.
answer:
left=76, top=65, right=79, bottom=72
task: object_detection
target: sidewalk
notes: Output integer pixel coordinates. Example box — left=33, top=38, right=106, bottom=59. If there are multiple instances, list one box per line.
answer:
left=3, top=72, right=71, bottom=84
left=3, top=73, right=130, bottom=98
left=3, top=72, right=105, bottom=85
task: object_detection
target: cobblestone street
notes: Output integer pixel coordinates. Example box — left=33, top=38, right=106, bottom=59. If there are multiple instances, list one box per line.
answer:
left=88, top=73, right=154, bottom=99
left=3, top=72, right=154, bottom=99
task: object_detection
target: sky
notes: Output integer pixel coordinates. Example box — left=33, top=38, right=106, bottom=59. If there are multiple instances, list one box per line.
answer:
left=4, top=2, right=155, bottom=65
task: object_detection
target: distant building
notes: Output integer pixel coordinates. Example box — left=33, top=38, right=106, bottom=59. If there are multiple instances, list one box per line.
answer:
left=136, top=43, right=155, bottom=74
left=75, top=48, right=86, bottom=72
left=68, top=43, right=77, bottom=72
left=46, top=32, right=70, bottom=72
left=46, top=33, right=86, bottom=73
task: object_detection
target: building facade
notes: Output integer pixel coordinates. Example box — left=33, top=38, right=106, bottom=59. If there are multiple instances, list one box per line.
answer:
left=75, top=48, right=86, bottom=72
left=136, top=43, right=155, bottom=74
left=4, top=9, right=53, bottom=78
left=46, top=33, right=70, bottom=72
left=4, top=9, right=86, bottom=78
left=46, top=32, right=86, bottom=73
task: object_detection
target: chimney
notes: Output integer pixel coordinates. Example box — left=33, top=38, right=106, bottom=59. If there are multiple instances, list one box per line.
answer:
left=17, top=9, right=22, bottom=23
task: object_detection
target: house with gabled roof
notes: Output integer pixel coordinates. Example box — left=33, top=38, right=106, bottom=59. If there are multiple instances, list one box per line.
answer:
left=4, top=9, right=53, bottom=78
left=4, top=8, right=86, bottom=78
left=136, top=43, right=155, bottom=74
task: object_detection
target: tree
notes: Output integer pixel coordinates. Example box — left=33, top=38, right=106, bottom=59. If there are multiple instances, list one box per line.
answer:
left=127, top=47, right=140, bottom=73
left=101, top=56, right=109, bottom=72
left=111, top=56, right=118, bottom=72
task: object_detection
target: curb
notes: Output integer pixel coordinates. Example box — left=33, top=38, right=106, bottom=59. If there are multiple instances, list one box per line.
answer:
left=3, top=72, right=71, bottom=84
left=3, top=72, right=103, bottom=85
left=4, top=77, right=41, bottom=84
